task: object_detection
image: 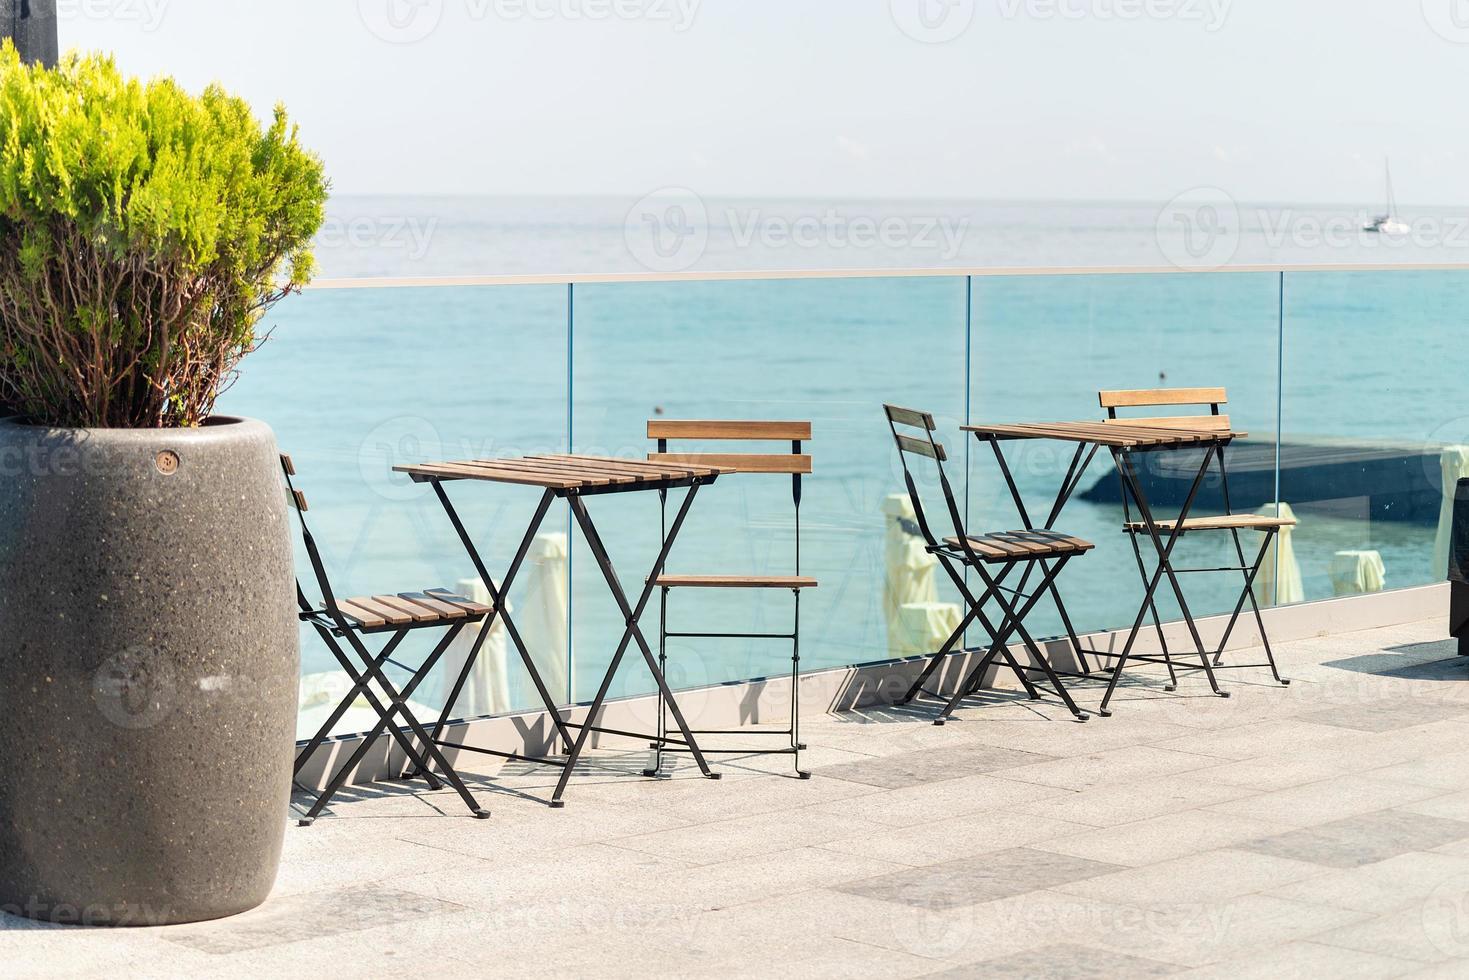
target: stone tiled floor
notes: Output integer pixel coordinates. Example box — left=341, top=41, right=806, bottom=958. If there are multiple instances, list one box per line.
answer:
left=5, top=618, right=1469, bottom=978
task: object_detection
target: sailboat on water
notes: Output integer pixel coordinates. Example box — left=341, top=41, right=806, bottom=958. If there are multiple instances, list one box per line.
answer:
left=1363, top=159, right=1410, bottom=235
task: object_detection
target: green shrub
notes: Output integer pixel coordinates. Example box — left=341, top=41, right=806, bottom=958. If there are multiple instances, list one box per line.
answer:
left=0, top=43, right=328, bottom=428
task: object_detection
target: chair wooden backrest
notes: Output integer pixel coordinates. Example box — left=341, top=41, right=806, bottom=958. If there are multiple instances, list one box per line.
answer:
left=883, top=404, right=960, bottom=551
left=647, top=418, right=811, bottom=570
left=279, top=453, right=347, bottom=623
left=647, top=420, right=812, bottom=474
left=1099, top=387, right=1231, bottom=431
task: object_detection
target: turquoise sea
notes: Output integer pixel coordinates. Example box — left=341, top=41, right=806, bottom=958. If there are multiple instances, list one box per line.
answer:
left=219, top=197, right=1469, bottom=717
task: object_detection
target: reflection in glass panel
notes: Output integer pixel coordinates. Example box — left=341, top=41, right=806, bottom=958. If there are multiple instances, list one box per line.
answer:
left=1281, top=270, right=1469, bottom=603
left=220, top=285, right=570, bottom=733
left=570, top=276, right=969, bottom=700
left=969, top=272, right=1283, bottom=636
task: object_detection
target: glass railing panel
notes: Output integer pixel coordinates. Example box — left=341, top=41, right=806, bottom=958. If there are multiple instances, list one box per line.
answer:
left=1281, top=269, right=1469, bottom=604
left=570, top=276, right=970, bottom=699
left=969, top=271, right=1284, bottom=637
left=219, top=284, right=570, bottom=734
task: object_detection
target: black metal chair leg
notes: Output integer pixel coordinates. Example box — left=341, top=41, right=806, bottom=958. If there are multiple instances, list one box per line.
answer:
left=933, top=645, right=1004, bottom=724
left=297, top=626, right=445, bottom=792
left=339, top=625, right=490, bottom=819
left=1215, top=532, right=1291, bottom=686
left=1126, top=532, right=1180, bottom=691
left=792, top=590, right=810, bottom=779
left=896, top=596, right=982, bottom=705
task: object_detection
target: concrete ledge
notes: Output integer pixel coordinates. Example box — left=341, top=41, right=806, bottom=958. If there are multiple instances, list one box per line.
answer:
left=295, top=582, right=1448, bottom=791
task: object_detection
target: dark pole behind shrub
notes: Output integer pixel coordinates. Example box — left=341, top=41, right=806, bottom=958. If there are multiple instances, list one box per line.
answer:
left=1, top=0, right=58, bottom=68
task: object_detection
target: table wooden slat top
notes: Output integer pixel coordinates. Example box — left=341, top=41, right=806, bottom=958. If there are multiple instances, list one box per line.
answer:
left=396, top=453, right=731, bottom=489
left=962, top=420, right=1248, bottom=448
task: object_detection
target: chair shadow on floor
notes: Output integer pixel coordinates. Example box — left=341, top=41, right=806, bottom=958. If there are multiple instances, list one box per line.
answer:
left=824, top=643, right=1237, bottom=727
left=290, top=746, right=712, bottom=820
left=1324, top=638, right=1468, bottom=683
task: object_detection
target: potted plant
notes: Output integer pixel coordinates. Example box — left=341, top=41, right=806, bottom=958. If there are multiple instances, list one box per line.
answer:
left=0, top=44, right=327, bottom=925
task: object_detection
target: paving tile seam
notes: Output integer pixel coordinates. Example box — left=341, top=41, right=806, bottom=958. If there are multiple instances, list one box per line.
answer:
left=1301, top=932, right=1443, bottom=966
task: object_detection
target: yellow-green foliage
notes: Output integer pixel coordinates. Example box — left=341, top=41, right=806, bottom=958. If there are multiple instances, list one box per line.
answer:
left=0, top=43, right=328, bottom=427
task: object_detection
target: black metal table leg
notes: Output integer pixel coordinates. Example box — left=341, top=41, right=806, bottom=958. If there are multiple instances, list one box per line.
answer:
left=988, top=436, right=1102, bottom=675
left=426, top=484, right=577, bottom=753
left=551, top=489, right=717, bottom=806
left=1097, top=445, right=1226, bottom=715
left=552, top=489, right=715, bottom=801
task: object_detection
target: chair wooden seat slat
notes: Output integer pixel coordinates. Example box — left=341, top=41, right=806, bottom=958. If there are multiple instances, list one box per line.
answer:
left=338, top=595, right=414, bottom=626
left=421, top=588, right=494, bottom=616
left=1123, top=514, right=1297, bottom=533
left=389, top=593, right=470, bottom=619
left=942, top=530, right=1096, bottom=562
left=320, top=590, right=493, bottom=628
left=648, top=451, right=811, bottom=474
left=327, top=598, right=390, bottom=629
left=654, top=574, right=819, bottom=589
left=371, top=595, right=443, bottom=622
left=1102, top=414, right=1232, bottom=431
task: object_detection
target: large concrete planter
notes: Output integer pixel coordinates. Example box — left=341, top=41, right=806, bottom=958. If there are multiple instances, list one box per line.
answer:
left=0, top=416, right=298, bottom=925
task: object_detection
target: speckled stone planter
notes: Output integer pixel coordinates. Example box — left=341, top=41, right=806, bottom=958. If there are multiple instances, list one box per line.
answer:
left=0, top=416, right=298, bottom=926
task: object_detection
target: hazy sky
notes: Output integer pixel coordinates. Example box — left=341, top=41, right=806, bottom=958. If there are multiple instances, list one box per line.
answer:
left=60, top=1, right=1469, bottom=205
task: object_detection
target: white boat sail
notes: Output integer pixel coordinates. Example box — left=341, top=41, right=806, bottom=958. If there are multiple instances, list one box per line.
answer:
left=1363, top=159, right=1410, bottom=235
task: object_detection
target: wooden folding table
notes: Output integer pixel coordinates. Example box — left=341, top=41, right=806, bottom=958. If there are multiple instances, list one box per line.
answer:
left=962, top=420, right=1283, bottom=715
left=395, top=453, right=729, bottom=806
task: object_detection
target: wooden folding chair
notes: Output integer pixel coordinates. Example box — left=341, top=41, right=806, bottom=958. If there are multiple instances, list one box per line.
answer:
left=282, top=454, right=496, bottom=825
left=643, top=420, right=818, bottom=778
left=1100, top=387, right=1294, bottom=689
left=885, top=405, right=1093, bottom=724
